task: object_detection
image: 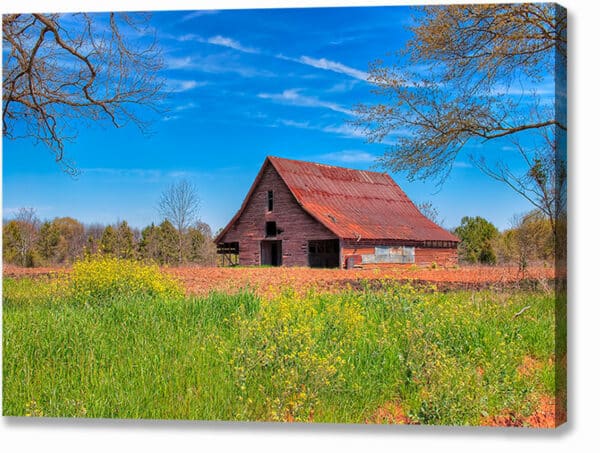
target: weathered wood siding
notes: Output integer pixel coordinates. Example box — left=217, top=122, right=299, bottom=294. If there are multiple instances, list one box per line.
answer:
left=341, top=239, right=458, bottom=268
left=219, top=162, right=337, bottom=266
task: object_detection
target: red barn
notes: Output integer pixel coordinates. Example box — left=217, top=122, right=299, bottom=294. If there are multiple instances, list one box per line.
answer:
left=215, top=156, right=459, bottom=268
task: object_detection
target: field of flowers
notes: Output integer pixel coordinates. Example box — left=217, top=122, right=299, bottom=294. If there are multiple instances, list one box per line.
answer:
left=2, top=257, right=565, bottom=426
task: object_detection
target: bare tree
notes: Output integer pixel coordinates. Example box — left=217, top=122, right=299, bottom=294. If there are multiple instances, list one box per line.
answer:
left=158, top=180, right=201, bottom=265
left=2, top=13, right=165, bottom=175
left=17, top=208, right=41, bottom=265
left=353, top=4, right=566, bottom=244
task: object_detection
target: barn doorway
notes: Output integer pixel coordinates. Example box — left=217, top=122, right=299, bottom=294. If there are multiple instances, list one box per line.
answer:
left=308, top=239, right=340, bottom=268
left=261, top=240, right=282, bottom=266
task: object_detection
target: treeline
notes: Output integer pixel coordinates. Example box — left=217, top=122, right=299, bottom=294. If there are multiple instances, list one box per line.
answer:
left=453, top=210, right=557, bottom=268
left=3, top=208, right=217, bottom=267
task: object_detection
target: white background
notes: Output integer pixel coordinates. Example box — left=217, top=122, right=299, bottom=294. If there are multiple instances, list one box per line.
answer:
left=1, top=1, right=597, bottom=452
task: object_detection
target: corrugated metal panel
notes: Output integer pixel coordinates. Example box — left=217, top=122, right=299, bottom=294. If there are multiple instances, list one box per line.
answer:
left=269, top=156, right=459, bottom=243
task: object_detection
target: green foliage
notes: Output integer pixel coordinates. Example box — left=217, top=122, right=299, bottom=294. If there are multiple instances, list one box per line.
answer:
left=454, top=216, right=499, bottom=264
left=36, top=221, right=61, bottom=263
left=69, top=256, right=183, bottom=302
left=3, top=278, right=558, bottom=425
left=115, top=221, right=136, bottom=259
left=3, top=221, right=24, bottom=265
left=158, top=220, right=179, bottom=265
left=100, top=225, right=117, bottom=255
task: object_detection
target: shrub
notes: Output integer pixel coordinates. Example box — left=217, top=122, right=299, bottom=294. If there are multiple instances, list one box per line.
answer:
left=70, top=256, right=183, bottom=302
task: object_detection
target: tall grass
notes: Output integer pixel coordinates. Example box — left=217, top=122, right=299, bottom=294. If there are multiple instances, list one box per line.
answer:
left=3, top=275, right=560, bottom=424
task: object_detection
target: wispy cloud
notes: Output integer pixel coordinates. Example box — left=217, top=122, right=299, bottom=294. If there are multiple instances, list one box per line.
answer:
left=174, top=102, right=198, bottom=112
left=179, top=10, right=219, bottom=22
left=165, top=79, right=207, bottom=93
left=258, top=89, right=354, bottom=115
left=165, top=56, right=195, bottom=70
left=453, top=161, right=473, bottom=169
left=176, top=34, right=368, bottom=82
left=297, top=56, right=369, bottom=81
left=319, top=150, right=376, bottom=163
left=81, top=168, right=201, bottom=181
left=321, top=124, right=366, bottom=138
left=327, top=80, right=360, bottom=93
left=206, top=35, right=260, bottom=54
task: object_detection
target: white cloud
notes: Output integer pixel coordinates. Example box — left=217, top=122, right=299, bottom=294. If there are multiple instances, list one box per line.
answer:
left=321, top=124, right=366, bottom=138
left=174, top=102, right=198, bottom=112
left=179, top=10, right=219, bottom=22
left=258, top=89, right=354, bottom=115
left=297, top=56, right=369, bottom=81
left=165, top=56, right=195, bottom=70
left=165, top=79, right=206, bottom=93
left=279, top=119, right=311, bottom=129
left=453, top=161, right=473, bottom=169
left=319, top=150, right=376, bottom=163
left=206, top=35, right=260, bottom=54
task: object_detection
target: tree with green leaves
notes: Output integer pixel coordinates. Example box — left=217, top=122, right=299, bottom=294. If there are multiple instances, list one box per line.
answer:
left=36, top=220, right=61, bottom=264
left=100, top=225, right=117, bottom=256
left=158, top=220, right=179, bottom=266
left=454, top=216, right=499, bottom=265
left=354, top=4, right=566, bottom=247
left=115, top=221, right=136, bottom=259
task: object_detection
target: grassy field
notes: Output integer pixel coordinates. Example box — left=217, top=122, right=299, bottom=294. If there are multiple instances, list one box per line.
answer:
left=2, top=258, right=565, bottom=425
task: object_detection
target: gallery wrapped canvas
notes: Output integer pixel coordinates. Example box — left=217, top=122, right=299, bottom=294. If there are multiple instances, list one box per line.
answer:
left=2, top=2, right=566, bottom=427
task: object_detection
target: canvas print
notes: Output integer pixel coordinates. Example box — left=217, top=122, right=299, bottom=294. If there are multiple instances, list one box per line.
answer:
left=2, top=3, right=566, bottom=427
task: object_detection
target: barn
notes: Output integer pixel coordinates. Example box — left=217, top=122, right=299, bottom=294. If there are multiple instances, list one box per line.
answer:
left=215, top=156, right=459, bottom=269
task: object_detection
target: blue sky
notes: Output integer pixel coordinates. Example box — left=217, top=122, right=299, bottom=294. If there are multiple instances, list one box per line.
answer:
left=2, top=6, right=550, bottom=233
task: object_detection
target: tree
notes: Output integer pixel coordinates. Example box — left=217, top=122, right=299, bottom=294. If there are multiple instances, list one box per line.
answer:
left=454, top=216, right=499, bottom=265
left=139, top=223, right=161, bottom=262
left=354, top=4, right=566, bottom=242
left=495, top=210, right=554, bottom=270
left=158, top=180, right=201, bottom=264
left=115, top=221, right=136, bottom=259
left=52, top=217, right=85, bottom=263
left=2, top=208, right=40, bottom=266
left=2, top=13, right=165, bottom=174
left=417, top=201, right=443, bottom=227
left=186, top=221, right=217, bottom=265
left=157, top=220, right=179, bottom=266
left=100, top=225, right=117, bottom=256
left=36, top=220, right=61, bottom=264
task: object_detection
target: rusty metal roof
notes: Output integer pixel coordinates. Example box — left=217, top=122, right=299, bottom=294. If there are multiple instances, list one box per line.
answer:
left=269, top=156, right=459, bottom=242
left=215, top=156, right=459, bottom=243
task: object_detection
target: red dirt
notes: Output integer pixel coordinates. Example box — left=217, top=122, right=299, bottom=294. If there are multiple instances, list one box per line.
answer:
left=481, top=395, right=566, bottom=428
left=3, top=264, right=560, bottom=296
left=366, top=401, right=417, bottom=425
left=167, top=265, right=559, bottom=296
left=517, top=355, right=545, bottom=378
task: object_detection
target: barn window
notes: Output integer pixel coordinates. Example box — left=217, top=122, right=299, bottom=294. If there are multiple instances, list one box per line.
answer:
left=267, top=190, right=274, bottom=212
left=265, top=221, right=277, bottom=237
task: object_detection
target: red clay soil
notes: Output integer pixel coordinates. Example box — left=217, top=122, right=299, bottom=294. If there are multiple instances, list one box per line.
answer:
left=481, top=395, right=566, bottom=428
left=366, top=401, right=417, bottom=425
left=3, top=264, right=560, bottom=297
left=166, top=265, right=559, bottom=296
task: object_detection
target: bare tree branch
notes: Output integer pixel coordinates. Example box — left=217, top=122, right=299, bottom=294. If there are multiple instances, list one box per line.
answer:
left=2, top=13, right=166, bottom=175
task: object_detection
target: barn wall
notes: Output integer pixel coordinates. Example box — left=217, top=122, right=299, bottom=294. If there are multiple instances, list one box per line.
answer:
left=341, top=239, right=457, bottom=268
left=219, top=162, right=337, bottom=266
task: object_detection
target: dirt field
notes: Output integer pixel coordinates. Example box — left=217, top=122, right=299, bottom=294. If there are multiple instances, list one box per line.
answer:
left=3, top=264, right=560, bottom=296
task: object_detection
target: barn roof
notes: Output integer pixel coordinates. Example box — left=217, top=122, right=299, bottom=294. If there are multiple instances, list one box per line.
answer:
left=215, top=156, right=459, bottom=243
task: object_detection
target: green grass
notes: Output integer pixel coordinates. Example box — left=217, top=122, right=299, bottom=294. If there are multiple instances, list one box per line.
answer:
left=2, top=277, right=562, bottom=424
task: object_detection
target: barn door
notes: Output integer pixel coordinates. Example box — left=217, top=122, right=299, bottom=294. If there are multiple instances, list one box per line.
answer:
left=261, top=240, right=282, bottom=266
